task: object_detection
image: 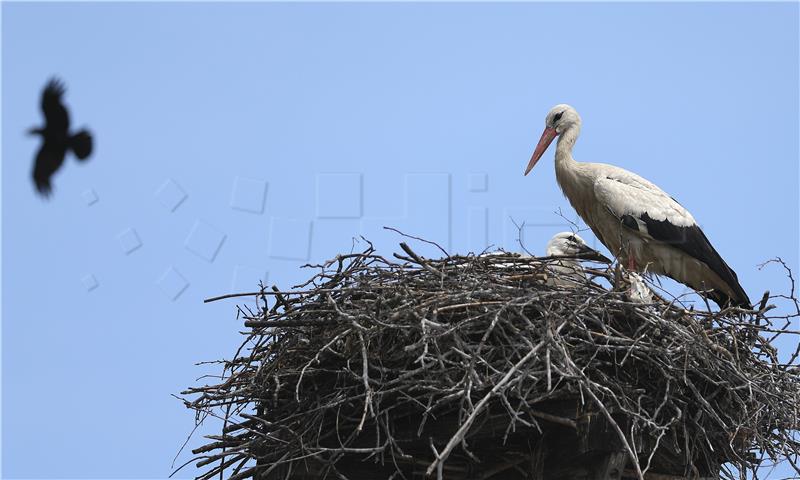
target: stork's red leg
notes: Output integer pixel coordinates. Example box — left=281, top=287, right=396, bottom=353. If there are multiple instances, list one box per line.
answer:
left=627, top=256, right=636, bottom=271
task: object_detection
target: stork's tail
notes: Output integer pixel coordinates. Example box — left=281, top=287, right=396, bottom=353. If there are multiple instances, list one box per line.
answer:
left=708, top=288, right=752, bottom=310
left=70, top=130, right=93, bottom=161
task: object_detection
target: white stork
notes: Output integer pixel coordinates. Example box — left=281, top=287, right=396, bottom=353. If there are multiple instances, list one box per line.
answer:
left=545, top=231, right=610, bottom=287
left=524, top=104, right=750, bottom=309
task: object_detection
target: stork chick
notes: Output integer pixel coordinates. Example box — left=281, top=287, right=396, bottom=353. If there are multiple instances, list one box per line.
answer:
left=545, top=232, right=611, bottom=287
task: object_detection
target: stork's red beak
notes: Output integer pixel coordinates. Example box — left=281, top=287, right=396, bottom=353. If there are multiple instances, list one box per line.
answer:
left=524, top=127, right=558, bottom=175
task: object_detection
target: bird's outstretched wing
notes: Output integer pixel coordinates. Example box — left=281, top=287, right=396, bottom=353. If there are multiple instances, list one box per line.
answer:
left=593, top=169, right=749, bottom=307
left=41, top=78, right=69, bottom=132
left=32, top=140, right=66, bottom=197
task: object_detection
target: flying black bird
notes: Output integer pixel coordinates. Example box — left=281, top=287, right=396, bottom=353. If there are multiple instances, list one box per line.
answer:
left=28, top=78, right=93, bottom=197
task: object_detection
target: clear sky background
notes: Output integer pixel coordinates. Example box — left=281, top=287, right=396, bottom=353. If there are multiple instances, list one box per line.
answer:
left=2, top=2, right=798, bottom=478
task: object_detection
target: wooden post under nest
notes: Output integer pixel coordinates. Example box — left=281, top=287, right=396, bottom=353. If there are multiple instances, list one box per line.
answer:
left=257, top=401, right=723, bottom=480
left=529, top=406, right=720, bottom=480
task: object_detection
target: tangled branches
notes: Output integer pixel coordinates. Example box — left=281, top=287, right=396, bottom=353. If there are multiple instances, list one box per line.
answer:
left=181, top=242, right=800, bottom=480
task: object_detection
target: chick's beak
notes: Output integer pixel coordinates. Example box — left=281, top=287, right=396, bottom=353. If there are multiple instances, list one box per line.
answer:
left=577, top=245, right=612, bottom=264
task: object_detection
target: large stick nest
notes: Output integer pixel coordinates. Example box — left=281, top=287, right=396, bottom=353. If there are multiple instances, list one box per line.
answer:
left=181, top=241, right=800, bottom=480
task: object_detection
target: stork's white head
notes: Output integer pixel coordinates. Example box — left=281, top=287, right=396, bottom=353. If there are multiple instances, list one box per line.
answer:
left=525, top=104, right=581, bottom=175
left=546, top=104, right=581, bottom=133
left=546, top=232, right=611, bottom=263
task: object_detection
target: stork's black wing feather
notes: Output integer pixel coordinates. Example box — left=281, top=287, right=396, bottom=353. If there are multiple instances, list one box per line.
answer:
left=620, top=212, right=751, bottom=307
left=41, top=78, right=69, bottom=132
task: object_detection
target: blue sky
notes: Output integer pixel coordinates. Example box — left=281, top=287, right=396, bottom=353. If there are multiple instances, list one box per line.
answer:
left=2, top=2, right=798, bottom=478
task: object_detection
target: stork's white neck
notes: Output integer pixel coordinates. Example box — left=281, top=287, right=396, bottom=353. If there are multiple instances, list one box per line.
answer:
left=553, top=124, right=588, bottom=211
left=555, top=124, right=580, bottom=165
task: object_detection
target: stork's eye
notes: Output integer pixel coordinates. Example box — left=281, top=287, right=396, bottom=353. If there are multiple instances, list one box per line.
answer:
left=553, top=111, right=564, bottom=123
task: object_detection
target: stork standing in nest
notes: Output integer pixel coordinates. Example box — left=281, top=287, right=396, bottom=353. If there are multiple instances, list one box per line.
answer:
left=524, top=104, right=750, bottom=309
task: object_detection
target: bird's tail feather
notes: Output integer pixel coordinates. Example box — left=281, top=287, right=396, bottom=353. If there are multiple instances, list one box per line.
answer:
left=70, top=130, right=93, bottom=161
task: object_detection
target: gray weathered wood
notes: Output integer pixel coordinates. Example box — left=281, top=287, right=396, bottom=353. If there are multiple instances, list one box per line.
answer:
left=591, top=451, right=628, bottom=480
